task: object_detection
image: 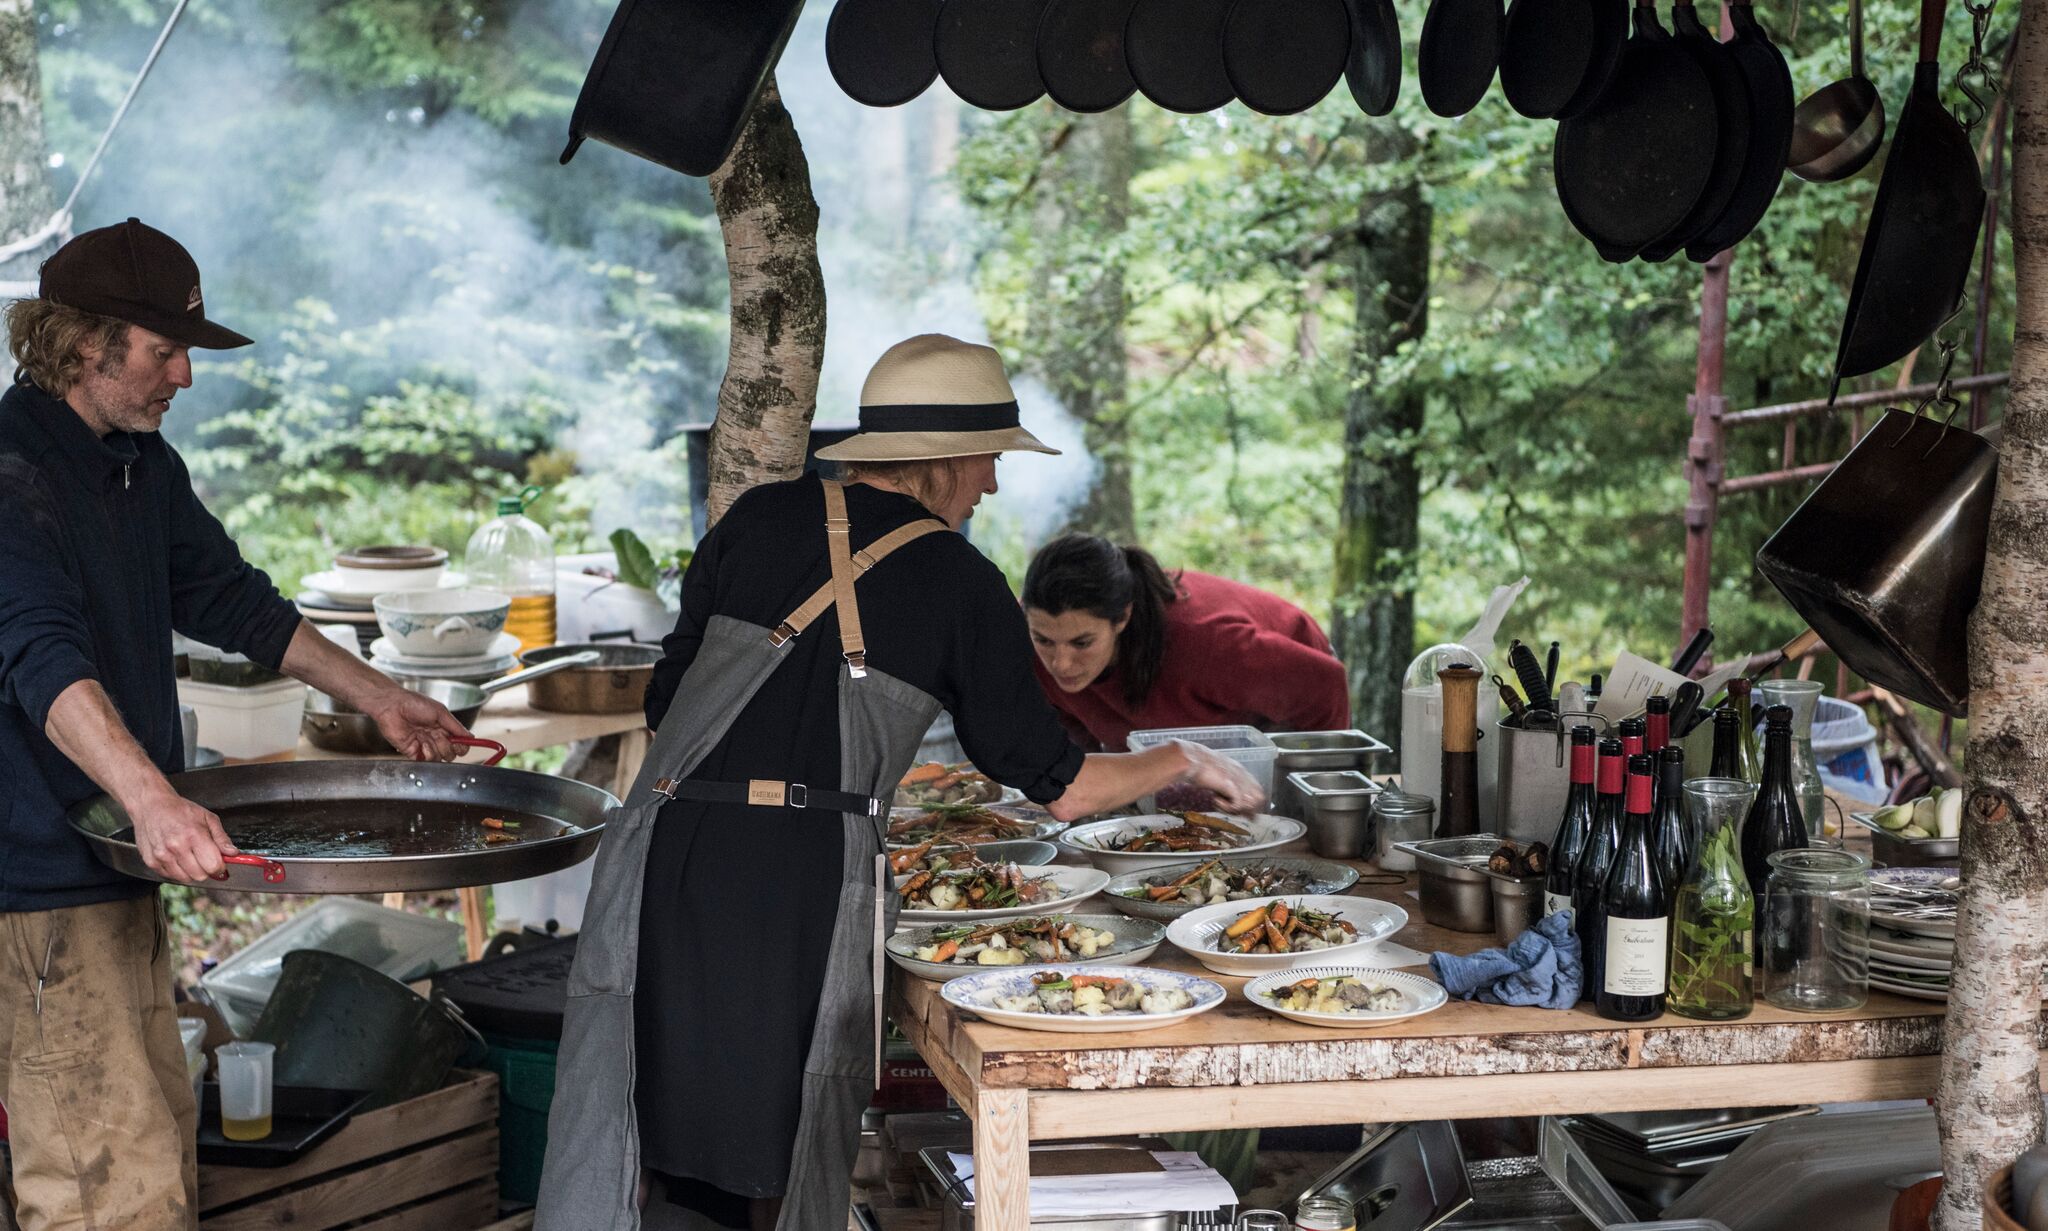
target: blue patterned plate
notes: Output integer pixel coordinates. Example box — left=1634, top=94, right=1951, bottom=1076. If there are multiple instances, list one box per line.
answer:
left=939, top=964, right=1225, bottom=1033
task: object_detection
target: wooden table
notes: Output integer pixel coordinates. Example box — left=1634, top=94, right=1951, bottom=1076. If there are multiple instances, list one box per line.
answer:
left=890, top=859, right=2042, bottom=1231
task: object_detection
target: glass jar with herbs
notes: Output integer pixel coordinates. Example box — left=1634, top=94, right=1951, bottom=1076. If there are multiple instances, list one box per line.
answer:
left=1668, top=777, right=1758, bottom=1020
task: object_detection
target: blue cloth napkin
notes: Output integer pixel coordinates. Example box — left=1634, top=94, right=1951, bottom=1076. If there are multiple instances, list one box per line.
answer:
left=1428, top=910, right=1583, bottom=1009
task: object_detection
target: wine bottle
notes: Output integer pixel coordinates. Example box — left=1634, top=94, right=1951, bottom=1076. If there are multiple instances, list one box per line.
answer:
left=1644, top=694, right=1671, bottom=755
left=1708, top=705, right=1741, bottom=778
left=1727, top=677, right=1763, bottom=784
left=1546, top=726, right=1599, bottom=919
left=1651, top=745, right=1690, bottom=891
left=1740, top=704, right=1810, bottom=898
left=1573, top=736, right=1627, bottom=1001
left=1598, top=753, right=1671, bottom=1021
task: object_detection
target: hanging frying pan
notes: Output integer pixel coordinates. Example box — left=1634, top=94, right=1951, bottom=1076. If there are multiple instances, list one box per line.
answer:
left=1554, top=0, right=1719, bottom=261
left=828, top=0, right=946, bottom=107
left=560, top=0, right=805, bottom=177
left=1685, top=3, right=1794, bottom=260
left=936, top=0, right=1050, bottom=110
left=1830, top=0, right=1986, bottom=397
left=1498, top=0, right=1600, bottom=119
left=1637, top=2, right=1751, bottom=262
left=1223, top=0, right=1354, bottom=115
left=1343, top=0, right=1403, bottom=115
left=1418, top=0, right=1506, bottom=116
left=1038, top=0, right=1141, bottom=112
left=1125, top=0, right=1235, bottom=113
left=1553, top=0, right=1628, bottom=118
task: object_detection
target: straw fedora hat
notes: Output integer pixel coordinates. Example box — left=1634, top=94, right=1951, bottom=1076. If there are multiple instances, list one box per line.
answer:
left=813, top=334, right=1060, bottom=462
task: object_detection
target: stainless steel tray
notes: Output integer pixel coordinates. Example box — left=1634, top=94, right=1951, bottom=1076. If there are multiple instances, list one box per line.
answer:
left=1848, top=811, right=1960, bottom=866
left=1303, top=1120, right=1473, bottom=1231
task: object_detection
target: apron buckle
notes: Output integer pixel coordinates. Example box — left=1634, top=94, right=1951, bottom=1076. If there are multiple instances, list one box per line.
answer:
left=653, top=777, right=680, bottom=800
left=769, top=621, right=799, bottom=647
left=788, top=783, right=808, bottom=808
left=845, top=651, right=868, bottom=679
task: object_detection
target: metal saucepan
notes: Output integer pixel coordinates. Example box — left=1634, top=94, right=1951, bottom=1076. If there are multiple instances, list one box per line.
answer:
left=302, top=651, right=601, bottom=755
left=517, top=642, right=662, bottom=714
left=68, top=739, right=615, bottom=893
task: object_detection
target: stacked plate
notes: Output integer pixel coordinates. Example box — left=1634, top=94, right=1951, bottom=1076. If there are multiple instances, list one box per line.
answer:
left=1861, top=866, right=2009, bottom=1002
left=298, top=546, right=467, bottom=654
left=369, top=634, right=523, bottom=685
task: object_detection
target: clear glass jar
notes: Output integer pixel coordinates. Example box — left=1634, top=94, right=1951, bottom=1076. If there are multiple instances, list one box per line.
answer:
left=1756, top=679, right=1829, bottom=844
left=1238, top=1211, right=1290, bottom=1231
left=1760, top=848, right=1869, bottom=1012
left=464, top=485, right=556, bottom=654
left=1373, top=791, right=1434, bottom=871
left=1295, top=1196, right=1355, bottom=1231
left=1668, top=778, right=1757, bottom=1020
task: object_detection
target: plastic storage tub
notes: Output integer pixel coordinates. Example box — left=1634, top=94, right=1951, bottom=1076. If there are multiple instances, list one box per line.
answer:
left=1812, top=696, right=1888, bottom=805
left=176, top=677, right=307, bottom=763
left=200, top=898, right=464, bottom=1036
left=1126, top=725, right=1278, bottom=811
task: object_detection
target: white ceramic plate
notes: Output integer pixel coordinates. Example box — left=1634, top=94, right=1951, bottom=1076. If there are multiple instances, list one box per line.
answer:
left=884, top=804, right=1067, bottom=850
left=1059, top=813, right=1307, bottom=876
left=1164, top=893, right=1409, bottom=977
left=939, top=964, right=1225, bottom=1034
left=369, top=633, right=522, bottom=668
left=886, top=914, right=1166, bottom=982
left=1868, top=974, right=1950, bottom=1002
left=895, top=864, right=1109, bottom=925
left=1868, top=866, right=1961, bottom=940
left=299, top=569, right=468, bottom=607
left=1243, top=964, right=1449, bottom=1029
left=1103, top=855, right=1361, bottom=922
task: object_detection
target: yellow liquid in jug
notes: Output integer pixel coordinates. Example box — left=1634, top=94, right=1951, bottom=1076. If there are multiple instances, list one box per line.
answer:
left=505, top=594, right=557, bottom=654
left=222, top=1113, right=272, bottom=1142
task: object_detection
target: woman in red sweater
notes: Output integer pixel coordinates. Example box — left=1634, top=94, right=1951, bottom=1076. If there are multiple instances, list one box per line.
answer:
left=1022, top=533, right=1352, bottom=751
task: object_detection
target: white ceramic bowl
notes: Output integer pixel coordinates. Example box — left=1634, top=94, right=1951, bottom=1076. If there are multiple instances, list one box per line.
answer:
left=939, top=964, right=1225, bottom=1034
left=373, top=589, right=512, bottom=657
left=1242, top=965, right=1449, bottom=1028
left=330, top=562, right=446, bottom=592
left=1163, top=893, right=1409, bottom=977
left=1058, top=813, right=1307, bottom=876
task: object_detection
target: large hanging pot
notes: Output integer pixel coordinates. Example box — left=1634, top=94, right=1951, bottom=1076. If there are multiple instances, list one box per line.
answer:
left=253, top=951, right=486, bottom=1110
left=560, top=0, right=805, bottom=177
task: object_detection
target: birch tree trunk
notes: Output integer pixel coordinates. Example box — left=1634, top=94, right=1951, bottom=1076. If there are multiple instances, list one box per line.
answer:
left=1, top=0, right=58, bottom=282
left=1935, top=8, right=2048, bottom=1225
left=704, top=77, right=826, bottom=527
left=1331, top=122, right=1430, bottom=743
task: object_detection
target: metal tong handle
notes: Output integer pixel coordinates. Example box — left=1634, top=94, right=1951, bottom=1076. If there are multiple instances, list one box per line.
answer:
left=214, top=854, right=287, bottom=884
left=453, top=736, right=509, bottom=765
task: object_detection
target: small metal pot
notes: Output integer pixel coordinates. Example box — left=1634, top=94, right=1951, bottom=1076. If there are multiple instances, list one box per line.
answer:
left=302, top=652, right=599, bottom=754
left=1396, top=834, right=1503, bottom=933
left=517, top=642, right=662, bottom=714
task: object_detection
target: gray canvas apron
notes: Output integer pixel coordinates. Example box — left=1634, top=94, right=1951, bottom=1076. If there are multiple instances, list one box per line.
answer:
left=537, top=483, right=947, bottom=1231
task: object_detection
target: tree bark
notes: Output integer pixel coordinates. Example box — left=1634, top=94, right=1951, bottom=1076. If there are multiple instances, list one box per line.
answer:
left=1331, top=122, right=1430, bottom=743
left=0, top=0, right=58, bottom=281
left=1936, top=10, right=2048, bottom=1224
left=1024, top=107, right=1136, bottom=543
left=704, top=77, right=826, bottom=527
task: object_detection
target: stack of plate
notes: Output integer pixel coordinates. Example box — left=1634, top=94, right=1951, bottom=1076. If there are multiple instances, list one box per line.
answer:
left=1865, top=866, right=1977, bottom=1002
left=298, top=547, right=467, bottom=655
left=369, top=634, right=523, bottom=685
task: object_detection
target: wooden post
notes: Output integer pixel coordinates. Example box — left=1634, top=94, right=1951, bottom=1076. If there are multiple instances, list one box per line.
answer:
left=974, top=1088, right=1031, bottom=1231
left=1681, top=247, right=1731, bottom=654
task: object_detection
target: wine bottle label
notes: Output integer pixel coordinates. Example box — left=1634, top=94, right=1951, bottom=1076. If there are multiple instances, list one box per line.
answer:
left=1545, top=892, right=1573, bottom=919
left=1603, top=916, right=1670, bottom=996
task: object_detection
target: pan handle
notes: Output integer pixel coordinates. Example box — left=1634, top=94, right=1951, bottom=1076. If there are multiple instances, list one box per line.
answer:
left=453, top=736, right=509, bottom=765
left=214, top=854, right=287, bottom=884
left=477, top=649, right=602, bottom=696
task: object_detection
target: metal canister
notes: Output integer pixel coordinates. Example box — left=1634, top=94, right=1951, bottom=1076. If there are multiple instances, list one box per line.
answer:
left=1373, top=792, right=1434, bottom=871
left=1496, top=711, right=1608, bottom=846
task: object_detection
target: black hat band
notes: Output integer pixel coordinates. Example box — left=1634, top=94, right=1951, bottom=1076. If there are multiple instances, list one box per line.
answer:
left=858, top=401, right=1021, bottom=433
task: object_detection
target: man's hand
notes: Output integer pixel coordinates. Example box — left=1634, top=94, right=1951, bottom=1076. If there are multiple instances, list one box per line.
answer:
left=127, top=786, right=238, bottom=882
left=1176, top=739, right=1268, bottom=815
left=364, top=687, right=471, bottom=762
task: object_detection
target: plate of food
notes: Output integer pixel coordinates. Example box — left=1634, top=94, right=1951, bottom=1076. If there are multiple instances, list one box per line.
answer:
left=1103, top=856, right=1360, bottom=921
left=1058, top=813, right=1307, bottom=876
left=886, top=914, right=1166, bottom=982
left=1243, top=965, right=1448, bottom=1028
left=1164, top=893, right=1408, bottom=977
left=894, top=859, right=1109, bottom=924
left=895, top=762, right=1027, bottom=809
left=885, top=803, right=1065, bottom=850
left=939, top=964, right=1225, bottom=1034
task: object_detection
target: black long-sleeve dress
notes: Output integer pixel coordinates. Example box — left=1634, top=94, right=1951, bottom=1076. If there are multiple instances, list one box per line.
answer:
left=633, top=474, right=1084, bottom=1212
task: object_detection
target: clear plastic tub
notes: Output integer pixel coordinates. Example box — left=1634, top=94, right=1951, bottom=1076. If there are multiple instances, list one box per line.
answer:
left=176, top=678, right=306, bottom=762
left=1126, top=724, right=1279, bottom=811
left=200, top=898, right=463, bottom=1036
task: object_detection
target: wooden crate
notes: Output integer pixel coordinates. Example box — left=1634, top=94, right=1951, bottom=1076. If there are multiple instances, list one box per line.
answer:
left=198, top=1069, right=500, bottom=1231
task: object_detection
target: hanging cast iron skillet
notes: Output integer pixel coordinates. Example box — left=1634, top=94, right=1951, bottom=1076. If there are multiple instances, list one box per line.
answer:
left=1637, top=3, right=1751, bottom=262
left=827, top=0, right=946, bottom=108
left=1344, top=0, right=1403, bottom=114
left=560, top=0, right=805, bottom=177
left=1222, top=0, right=1354, bottom=115
left=1685, top=3, right=1794, bottom=260
left=1831, top=0, right=1986, bottom=396
left=936, top=0, right=1050, bottom=110
left=1498, top=0, right=1600, bottom=119
left=1419, top=0, right=1506, bottom=116
left=1554, top=0, right=1719, bottom=262
left=1552, top=0, right=1628, bottom=118
left=1038, top=0, right=1141, bottom=112
left=1125, top=0, right=1235, bottom=113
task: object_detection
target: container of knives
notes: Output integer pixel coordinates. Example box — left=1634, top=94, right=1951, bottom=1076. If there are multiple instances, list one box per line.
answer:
left=1495, top=710, right=1607, bottom=847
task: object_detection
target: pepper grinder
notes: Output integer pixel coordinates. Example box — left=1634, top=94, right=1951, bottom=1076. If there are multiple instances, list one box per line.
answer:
left=1438, top=662, right=1484, bottom=836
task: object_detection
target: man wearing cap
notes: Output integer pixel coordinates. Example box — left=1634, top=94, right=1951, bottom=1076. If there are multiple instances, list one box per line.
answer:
left=0, top=219, right=472, bottom=1230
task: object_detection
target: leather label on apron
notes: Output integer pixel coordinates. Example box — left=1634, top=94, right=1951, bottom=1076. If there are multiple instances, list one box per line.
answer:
left=747, top=779, right=784, bottom=807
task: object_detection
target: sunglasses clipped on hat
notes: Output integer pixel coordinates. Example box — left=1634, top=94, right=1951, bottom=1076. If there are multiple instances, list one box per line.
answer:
left=37, top=218, right=252, bottom=350
left=812, top=334, right=1060, bottom=464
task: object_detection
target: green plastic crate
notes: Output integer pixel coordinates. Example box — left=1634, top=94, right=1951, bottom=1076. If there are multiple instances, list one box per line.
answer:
left=480, top=1033, right=558, bottom=1205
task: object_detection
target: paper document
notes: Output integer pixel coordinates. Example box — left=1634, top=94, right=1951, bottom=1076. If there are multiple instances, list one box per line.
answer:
left=1592, top=650, right=1754, bottom=720
left=946, top=1150, right=1238, bottom=1215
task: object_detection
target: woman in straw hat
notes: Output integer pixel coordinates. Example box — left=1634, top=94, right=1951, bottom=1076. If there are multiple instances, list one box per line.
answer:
left=536, top=335, right=1263, bottom=1231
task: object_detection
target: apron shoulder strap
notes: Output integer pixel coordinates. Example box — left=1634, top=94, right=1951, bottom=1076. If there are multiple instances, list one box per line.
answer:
left=769, top=480, right=947, bottom=676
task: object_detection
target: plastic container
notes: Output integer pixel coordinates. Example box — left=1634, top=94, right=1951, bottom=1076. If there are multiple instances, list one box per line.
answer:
left=480, top=1032, right=558, bottom=1205
left=1126, top=724, right=1278, bottom=810
left=176, top=677, right=307, bottom=763
left=464, top=485, right=556, bottom=654
left=1811, top=696, right=1888, bottom=805
left=201, top=898, right=464, bottom=1037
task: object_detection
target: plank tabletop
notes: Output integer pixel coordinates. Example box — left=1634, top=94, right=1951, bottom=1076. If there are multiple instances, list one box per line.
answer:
left=295, top=684, right=648, bottom=760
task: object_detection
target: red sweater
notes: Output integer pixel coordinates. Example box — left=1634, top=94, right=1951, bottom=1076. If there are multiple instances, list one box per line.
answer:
left=1032, top=571, right=1352, bottom=752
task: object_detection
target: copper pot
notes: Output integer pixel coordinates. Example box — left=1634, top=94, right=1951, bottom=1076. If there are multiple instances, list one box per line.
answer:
left=517, top=642, right=661, bottom=714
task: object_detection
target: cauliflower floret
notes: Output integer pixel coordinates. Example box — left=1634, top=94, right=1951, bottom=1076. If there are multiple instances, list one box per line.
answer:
left=1140, top=988, right=1193, bottom=1015
left=1073, top=986, right=1111, bottom=1015
left=930, top=883, right=965, bottom=911
left=993, top=993, right=1041, bottom=1013
left=977, top=946, right=1025, bottom=966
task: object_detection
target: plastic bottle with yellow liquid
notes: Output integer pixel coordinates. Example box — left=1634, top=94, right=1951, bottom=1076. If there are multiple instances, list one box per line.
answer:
left=465, top=485, right=557, bottom=654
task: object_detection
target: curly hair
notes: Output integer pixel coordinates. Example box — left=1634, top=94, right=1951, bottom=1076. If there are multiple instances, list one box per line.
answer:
left=4, top=298, right=131, bottom=396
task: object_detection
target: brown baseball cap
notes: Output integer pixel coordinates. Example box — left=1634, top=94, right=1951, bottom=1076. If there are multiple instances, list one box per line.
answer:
left=37, top=218, right=252, bottom=349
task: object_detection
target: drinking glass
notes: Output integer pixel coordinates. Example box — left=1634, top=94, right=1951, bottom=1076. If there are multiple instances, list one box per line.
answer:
left=216, top=1040, right=275, bottom=1142
left=1668, top=778, right=1757, bottom=1020
left=1756, top=679, right=1829, bottom=844
left=1761, top=848, right=1870, bottom=1012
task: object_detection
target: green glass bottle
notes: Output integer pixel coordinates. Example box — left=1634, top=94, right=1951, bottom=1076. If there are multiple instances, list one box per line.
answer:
left=1726, top=677, right=1763, bottom=785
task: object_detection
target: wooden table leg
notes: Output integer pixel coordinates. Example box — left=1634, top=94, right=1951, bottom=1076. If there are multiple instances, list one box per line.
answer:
left=974, top=1088, right=1030, bottom=1231
left=459, top=886, right=489, bottom=960
left=612, top=728, right=652, bottom=799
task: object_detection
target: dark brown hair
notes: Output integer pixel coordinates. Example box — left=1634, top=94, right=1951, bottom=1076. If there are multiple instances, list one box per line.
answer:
left=5, top=298, right=131, bottom=396
left=1023, top=533, right=1183, bottom=706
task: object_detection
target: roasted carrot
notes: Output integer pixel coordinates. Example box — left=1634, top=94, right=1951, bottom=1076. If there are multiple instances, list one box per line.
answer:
left=1224, top=905, right=1269, bottom=939
left=928, top=940, right=959, bottom=963
left=1269, top=901, right=1292, bottom=930
left=1070, top=975, right=1125, bottom=990
left=900, top=763, right=948, bottom=786
left=1264, top=920, right=1291, bottom=952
